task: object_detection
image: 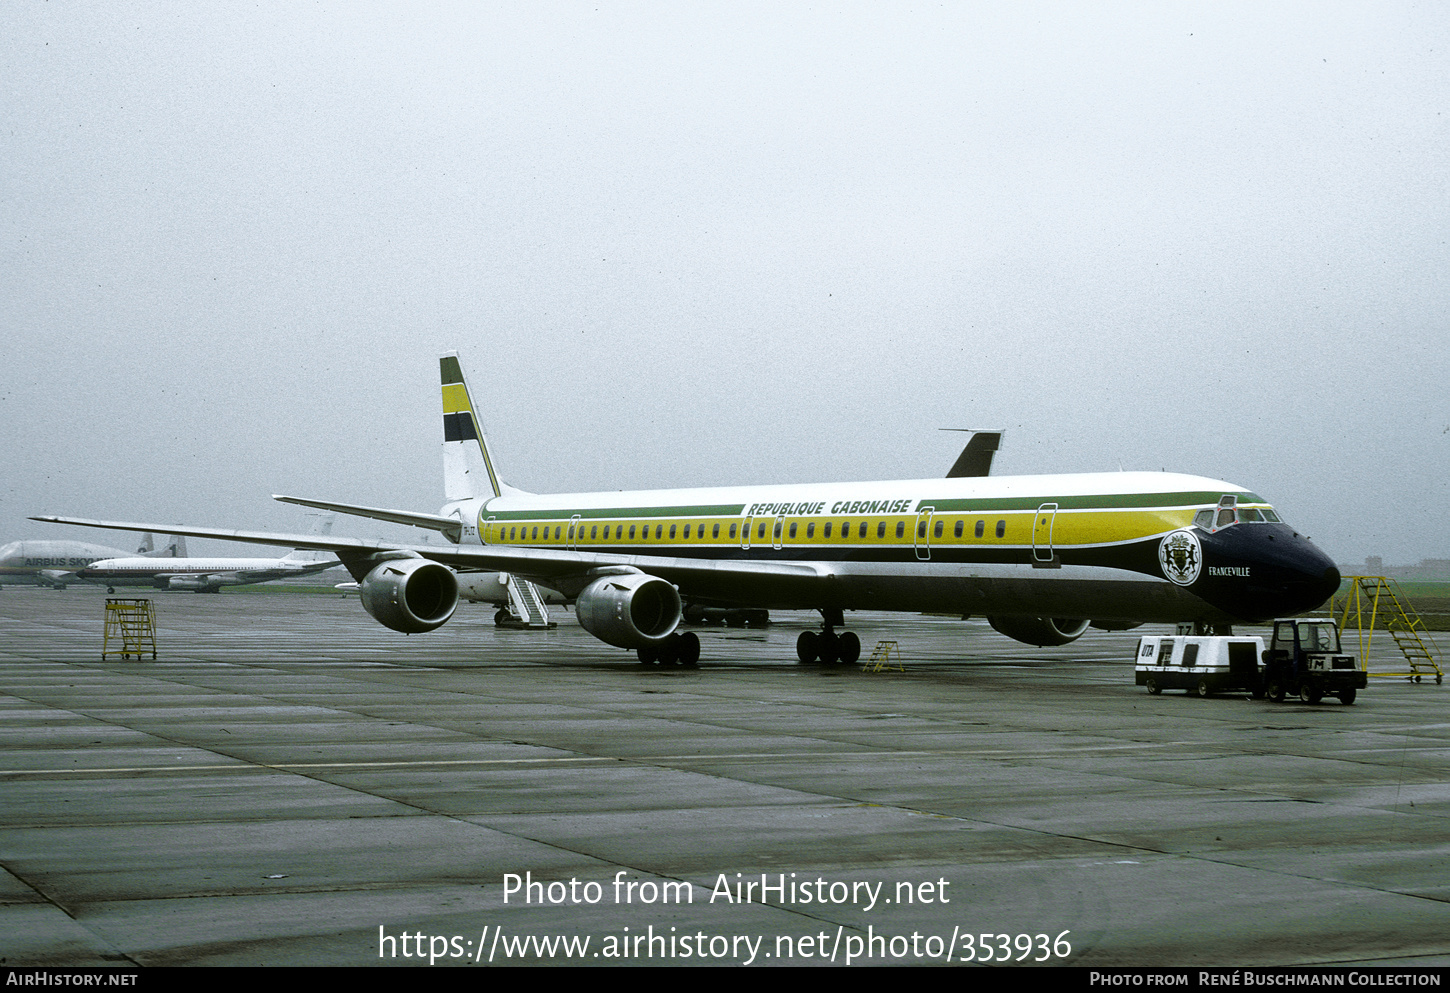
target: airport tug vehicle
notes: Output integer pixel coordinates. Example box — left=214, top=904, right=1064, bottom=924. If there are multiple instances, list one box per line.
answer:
left=1135, top=635, right=1266, bottom=698
left=1260, top=618, right=1365, bottom=705
left=1136, top=619, right=1364, bottom=704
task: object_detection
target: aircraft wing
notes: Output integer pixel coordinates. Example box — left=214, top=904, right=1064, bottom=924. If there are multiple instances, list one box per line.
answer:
left=30, top=515, right=831, bottom=604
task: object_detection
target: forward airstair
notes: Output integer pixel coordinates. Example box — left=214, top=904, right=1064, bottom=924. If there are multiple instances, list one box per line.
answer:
left=1335, top=576, right=1444, bottom=684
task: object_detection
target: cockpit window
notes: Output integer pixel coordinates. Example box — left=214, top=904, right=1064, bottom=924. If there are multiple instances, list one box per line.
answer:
left=1198, top=497, right=1282, bottom=531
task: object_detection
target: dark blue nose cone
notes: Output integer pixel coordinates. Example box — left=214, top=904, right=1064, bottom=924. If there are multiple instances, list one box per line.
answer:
left=1195, top=525, right=1342, bottom=622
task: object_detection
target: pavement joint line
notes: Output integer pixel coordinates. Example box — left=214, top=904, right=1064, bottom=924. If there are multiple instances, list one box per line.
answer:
left=0, top=742, right=1188, bottom=777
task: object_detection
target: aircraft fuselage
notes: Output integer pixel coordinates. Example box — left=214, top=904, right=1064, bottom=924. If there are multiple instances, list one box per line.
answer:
left=444, top=470, right=1338, bottom=625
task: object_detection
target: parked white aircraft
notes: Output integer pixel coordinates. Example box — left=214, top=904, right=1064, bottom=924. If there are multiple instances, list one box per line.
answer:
left=77, top=546, right=339, bottom=593
left=36, top=352, right=1340, bottom=665
left=0, top=535, right=185, bottom=589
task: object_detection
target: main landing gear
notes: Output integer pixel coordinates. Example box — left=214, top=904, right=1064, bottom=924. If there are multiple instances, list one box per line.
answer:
left=796, top=608, right=862, bottom=665
left=637, top=631, right=701, bottom=668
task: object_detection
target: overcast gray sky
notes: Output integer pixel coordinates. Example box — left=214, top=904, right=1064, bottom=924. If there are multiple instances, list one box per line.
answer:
left=3, top=2, right=1446, bottom=565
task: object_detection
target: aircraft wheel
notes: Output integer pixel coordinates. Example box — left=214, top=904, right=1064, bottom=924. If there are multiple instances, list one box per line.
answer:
left=796, top=631, right=819, bottom=664
left=494, top=609, right=509, bottom=626
left=1145, top=676, right=1160, bottom=696
left=1267, top=682, right=1285, bottom=703
left=837, top=631, right=861, bottom=665
left=676, top=631, right=700, bottom=667
left=1338, top=687, right=1357, bottom=705
left=1196, top=678, right=1212, bottom=698
left=637, top=645, right=658, bottom=665
left=817, top=632, right=840, bottom=665
left=1300, top=685, right=1322, bottom=704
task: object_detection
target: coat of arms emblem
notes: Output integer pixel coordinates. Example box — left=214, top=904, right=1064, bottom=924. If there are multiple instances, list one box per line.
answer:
left=1158, top=530, right=1202, bottom=586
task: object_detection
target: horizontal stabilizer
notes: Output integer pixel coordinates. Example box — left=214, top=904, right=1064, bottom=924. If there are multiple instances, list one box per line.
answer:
left=273, top=496, right=464, bottom=542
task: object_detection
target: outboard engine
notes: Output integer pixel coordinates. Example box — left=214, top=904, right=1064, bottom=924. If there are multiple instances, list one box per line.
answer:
left=987, top=615, right=1092, bottom=647
left=575, top=571, right=682, bottom=649
left=359, top=555, right=459, bottom=633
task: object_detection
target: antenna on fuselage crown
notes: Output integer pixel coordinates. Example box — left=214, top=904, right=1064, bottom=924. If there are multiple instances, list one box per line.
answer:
left=440, top=351, right=503, bottom=501
left=941, top=429, right=1004, bottom=478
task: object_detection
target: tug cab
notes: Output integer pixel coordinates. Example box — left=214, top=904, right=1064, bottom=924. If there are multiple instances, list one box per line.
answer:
left=1261, top=618, right=1365, bottom=705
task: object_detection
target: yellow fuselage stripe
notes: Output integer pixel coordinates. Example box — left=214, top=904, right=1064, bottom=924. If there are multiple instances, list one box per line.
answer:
left=482, top=506, right=1201, bottom=550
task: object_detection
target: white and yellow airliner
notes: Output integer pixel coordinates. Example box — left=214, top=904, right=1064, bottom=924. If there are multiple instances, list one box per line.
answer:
left=36, top=353, right=1340, bottom=665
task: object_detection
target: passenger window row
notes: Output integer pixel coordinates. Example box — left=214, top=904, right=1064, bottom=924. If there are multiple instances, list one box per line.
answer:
left=489, top=516, right=1013, bottom=544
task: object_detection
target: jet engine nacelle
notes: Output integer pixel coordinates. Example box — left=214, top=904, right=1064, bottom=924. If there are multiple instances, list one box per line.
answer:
left=987, top=615, right=1092, bottom=647
left=575, top=571, right=682, bottom=649
left=359, top=555, right=459, bottom=634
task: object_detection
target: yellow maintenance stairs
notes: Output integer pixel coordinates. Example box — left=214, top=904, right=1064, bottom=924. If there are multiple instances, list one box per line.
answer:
left=1334, top=576, right=1443, bottom=684
left=862, top=640, right=905, bottom=673
left=102, top=598, right=157, bottom=660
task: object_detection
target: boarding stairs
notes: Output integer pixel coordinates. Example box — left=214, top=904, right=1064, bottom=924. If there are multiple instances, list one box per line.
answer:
left=1335, top=576, right=1444, bottom=684
left=102, top=598, right=157, bottom=660
left=505, top=575, right=554, bottom=628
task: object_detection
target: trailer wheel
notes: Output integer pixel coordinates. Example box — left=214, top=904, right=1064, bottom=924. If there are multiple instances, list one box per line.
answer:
left=1145, top=676, right=1160, bottom=695
left=1338, top=687, right=1357, bottom=705
left=1196, top=678, right=1212, bottom=698
left=1300, top=685, right=1322, bottom=704
left=1267, top=682, right=1285, bottom=703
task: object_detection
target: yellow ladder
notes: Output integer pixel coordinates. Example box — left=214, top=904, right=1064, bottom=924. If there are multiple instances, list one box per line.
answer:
left=1335, top=577, right=1443, bottom=684
left=103, top=599, right=157, bottom=661
left=862, top=640, right=905, bottom=672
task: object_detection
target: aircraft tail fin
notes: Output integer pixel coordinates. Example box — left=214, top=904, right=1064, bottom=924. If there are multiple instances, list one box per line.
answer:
left=943, top=429, right=1004, bottom=478
left=139, top=535, right=188, bottom=557
left=441, top=352, right=513, bottom=501
left=280, top=514, right=340, bottom=563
